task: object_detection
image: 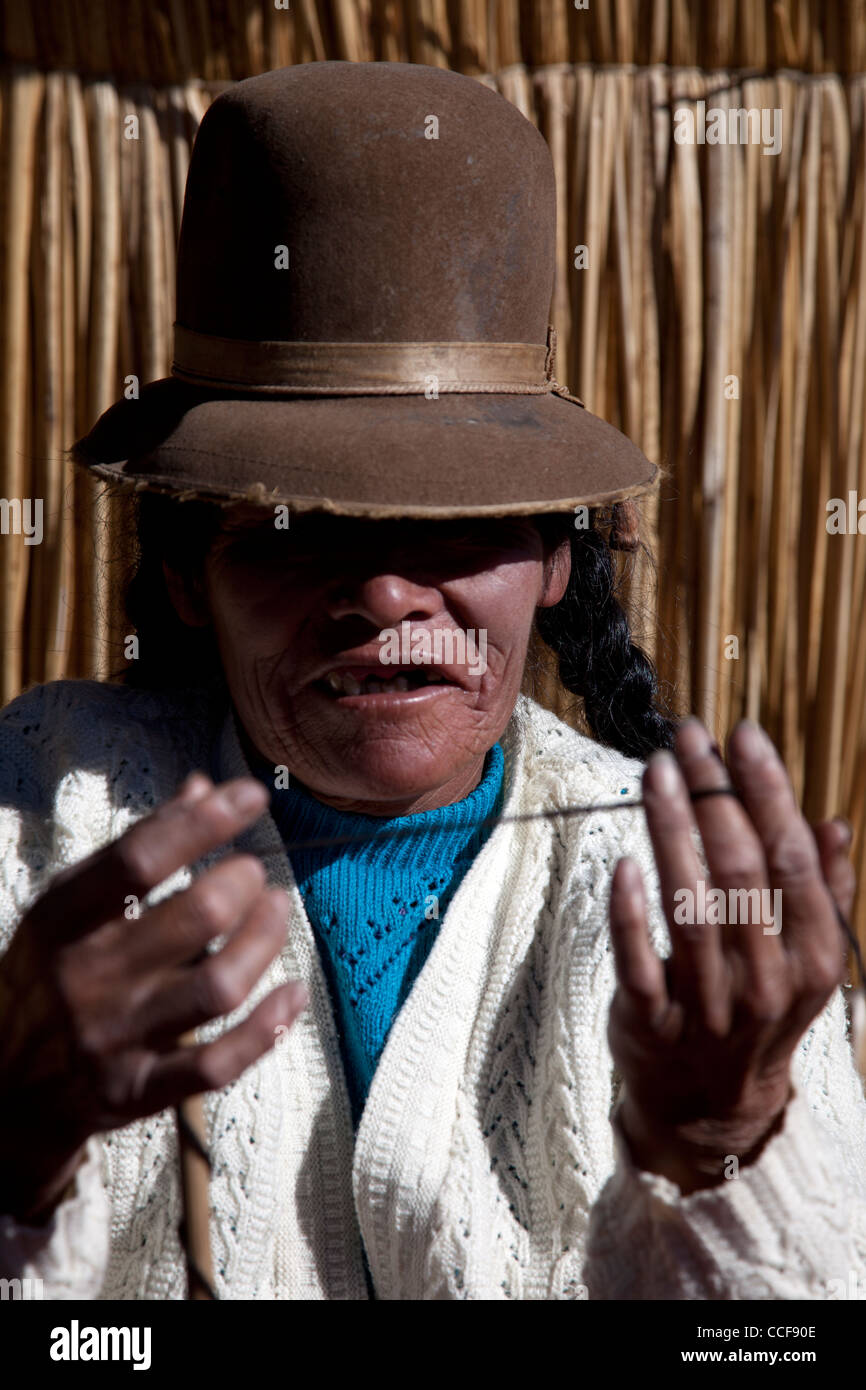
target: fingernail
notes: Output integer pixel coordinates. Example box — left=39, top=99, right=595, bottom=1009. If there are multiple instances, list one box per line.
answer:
left=647, top=750, right=681, bottom=793
left=677, top=717, right=713, bottom=754
left=221, top=779, right=268, bottom=815
left=834, top=816, right=854, bottom=846
left=178, top=771, right=211, bottom=802
left=615, top=857, right=642, bottom=892
left=736, top=720, right=773, bottom=760
left=291, top=982, right=309, bottom=1011
left=680, top=716, right=708, bottom=735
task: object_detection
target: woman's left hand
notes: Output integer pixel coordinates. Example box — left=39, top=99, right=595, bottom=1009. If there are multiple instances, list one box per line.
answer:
left=608, top=717, right=854, bottom=1194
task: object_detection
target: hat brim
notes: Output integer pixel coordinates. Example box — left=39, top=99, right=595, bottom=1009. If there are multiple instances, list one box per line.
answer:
left=72, top=378, right=657, bottom=518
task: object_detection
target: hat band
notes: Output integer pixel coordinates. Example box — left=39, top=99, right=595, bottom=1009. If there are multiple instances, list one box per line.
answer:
left=171, top=323, right=583, bottom=404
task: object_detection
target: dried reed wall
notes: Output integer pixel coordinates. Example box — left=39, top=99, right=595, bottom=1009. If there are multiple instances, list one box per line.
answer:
left=1, top=2, right=866, bottom=948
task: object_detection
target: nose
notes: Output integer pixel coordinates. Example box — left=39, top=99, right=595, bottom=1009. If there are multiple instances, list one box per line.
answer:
left=325, top=571, right=441, bottom=628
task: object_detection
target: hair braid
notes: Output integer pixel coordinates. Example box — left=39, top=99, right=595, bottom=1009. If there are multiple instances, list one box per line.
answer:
left=535, top=517, right=678, bottom=761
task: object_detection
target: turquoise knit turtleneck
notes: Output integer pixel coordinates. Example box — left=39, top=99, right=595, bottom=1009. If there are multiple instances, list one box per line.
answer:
left=250, top=744, right=505, bottom=1126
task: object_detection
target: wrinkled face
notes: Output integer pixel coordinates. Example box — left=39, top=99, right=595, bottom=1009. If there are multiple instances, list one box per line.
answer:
left=167, top=509, right=570, bottom=815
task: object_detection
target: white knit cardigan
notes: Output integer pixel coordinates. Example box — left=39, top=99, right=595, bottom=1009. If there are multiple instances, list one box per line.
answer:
left=1, top=678, right=865, bottom=1301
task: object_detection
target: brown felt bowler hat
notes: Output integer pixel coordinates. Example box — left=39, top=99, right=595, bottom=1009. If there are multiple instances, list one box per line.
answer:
left=72, top=61, right=656, bottom=518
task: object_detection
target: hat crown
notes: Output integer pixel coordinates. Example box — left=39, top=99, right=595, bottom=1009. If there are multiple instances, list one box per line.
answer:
left=176, top=61, right=556, bottom=345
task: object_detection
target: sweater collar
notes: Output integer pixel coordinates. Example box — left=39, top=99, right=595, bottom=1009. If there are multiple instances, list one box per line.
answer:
left=245, top=740, right=505, bottom=871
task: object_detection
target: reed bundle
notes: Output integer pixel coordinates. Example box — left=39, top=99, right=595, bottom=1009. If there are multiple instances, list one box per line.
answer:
left=4, top=2, right=866, bottom=79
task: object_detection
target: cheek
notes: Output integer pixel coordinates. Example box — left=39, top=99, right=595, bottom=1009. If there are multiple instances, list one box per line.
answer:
left=466, top=560, right=544, bottom=649
left=205, top=568, right=298, bottom=676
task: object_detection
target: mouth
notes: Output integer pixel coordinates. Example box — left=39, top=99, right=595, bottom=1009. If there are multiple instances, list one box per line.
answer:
left=315, top=666, right=455, bottom=698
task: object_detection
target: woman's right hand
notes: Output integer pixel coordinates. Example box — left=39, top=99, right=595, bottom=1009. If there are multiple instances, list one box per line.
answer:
left=0, top=770, right=306, bottom=1224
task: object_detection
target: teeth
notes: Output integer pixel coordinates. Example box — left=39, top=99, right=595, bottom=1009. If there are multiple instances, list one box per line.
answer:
left=322, top=668, right=448, bottom=695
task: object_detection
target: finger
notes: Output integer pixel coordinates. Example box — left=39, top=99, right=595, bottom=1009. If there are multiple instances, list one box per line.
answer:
left=135, top=981, right=308, bottom=1111
left=127, top=888, right=290, bottom=1048
left=121, top=854, right=269, bottom=975
left=812, top=818, right=856, bottom=922
left=642, top=749, right=728, bottom=1020
left=176, top=771, right=213, bottom=803
left=609, top=858, right=668, bottom=1023
left=674, top=719, right=784, bottom=978
left=726, top=722, right=842, bottom=971
left=28, top=777, right=270, bottom=945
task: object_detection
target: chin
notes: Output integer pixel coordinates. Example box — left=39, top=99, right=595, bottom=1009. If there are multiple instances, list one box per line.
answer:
left=298, top=730, right=481, bottom=810
left=330, top=746, right=464, bottom=802
left=269, top=689, right=501, bottom=806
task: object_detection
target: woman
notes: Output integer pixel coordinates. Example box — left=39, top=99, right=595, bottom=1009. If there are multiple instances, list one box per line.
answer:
left=1, top=60, right=864, bottom=1301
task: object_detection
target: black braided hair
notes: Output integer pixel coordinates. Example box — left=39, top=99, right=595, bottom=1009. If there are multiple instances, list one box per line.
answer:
left=534, top=510, right=678, bottom=761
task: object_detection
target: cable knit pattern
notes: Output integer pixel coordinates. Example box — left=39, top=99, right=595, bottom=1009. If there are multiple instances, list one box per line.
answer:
left=0, top=678, right=865, bottom=1300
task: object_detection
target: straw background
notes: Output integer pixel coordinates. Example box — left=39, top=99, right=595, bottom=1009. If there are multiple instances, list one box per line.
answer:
left=2, top=4, right=866, bottom=967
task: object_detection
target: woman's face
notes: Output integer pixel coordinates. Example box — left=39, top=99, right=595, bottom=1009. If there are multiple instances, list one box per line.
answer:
left=168, top=509, right=570, bottom=815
